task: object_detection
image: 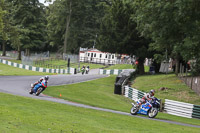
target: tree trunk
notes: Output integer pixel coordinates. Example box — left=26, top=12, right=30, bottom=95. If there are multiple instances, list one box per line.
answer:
left=2, top=40, right=6, bottom=56
left=175, top=55, right=180, bottom=76
left=137, top=58, right=145, bottom=75
left=63, top=0, right=72, bottom=57
left=17, top=45, right=21, bottom=60
left=25, top=48, right=30, bottom=56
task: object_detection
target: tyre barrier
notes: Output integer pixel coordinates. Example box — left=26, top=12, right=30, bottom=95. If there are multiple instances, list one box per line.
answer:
left=114, top=70, right=135, bottom=95
left=0, top=59, right=75, bottom=74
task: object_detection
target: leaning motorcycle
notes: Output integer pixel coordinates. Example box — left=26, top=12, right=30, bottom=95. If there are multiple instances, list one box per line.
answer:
left=29, top=81, right=47, bottom=96
left=130, top=97, right=160, bottom=118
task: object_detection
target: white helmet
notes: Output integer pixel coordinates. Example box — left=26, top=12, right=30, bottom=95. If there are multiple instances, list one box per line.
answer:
left=44, top=75, right=49, bottom=80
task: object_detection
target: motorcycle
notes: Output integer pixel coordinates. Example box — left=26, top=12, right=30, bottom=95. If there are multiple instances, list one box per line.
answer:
left=29, top=80, right=47, bottom=96
left=85, top=67, right=89, bottom=74
left=130, top=97, right=160, bottom=118
left=81, top=67, right=85, bottom=75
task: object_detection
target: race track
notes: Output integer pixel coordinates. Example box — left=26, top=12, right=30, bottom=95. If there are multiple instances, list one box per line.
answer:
left=0, top=72, right=199, bottom=128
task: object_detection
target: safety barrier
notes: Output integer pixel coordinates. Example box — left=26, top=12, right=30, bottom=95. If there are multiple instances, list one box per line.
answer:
left=164, top=99, right=200, bottom=119
left=99, top=69, right=122, bottom=75
left=99, top=69, right=135, bottom=75
left=114, top=70, right=135, bottom=94
left=0, top=59, right=75, bottom=74
left=124, top=86, right=145, bottom=101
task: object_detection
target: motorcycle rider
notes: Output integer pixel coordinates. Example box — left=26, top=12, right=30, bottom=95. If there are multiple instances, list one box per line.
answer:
left=81, top=65, right=86, bottom=75
left=39, top=75, right=49, bottom=93
left=31, top=77, right=44, bottom=89
left=30, top=75, right=49, bottom=94
left=86, top=66, right=90, bottom=74
left=138, top=89, right=155, bottom=107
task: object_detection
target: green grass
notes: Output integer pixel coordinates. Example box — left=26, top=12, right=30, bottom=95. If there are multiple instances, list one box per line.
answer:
left=105, top=64, right=150, bottom=73
left=0, top=92, right=199, bottom=132
left=131, top=74, right=200, bottom=105
left=45, top=75, right=131, bottom=112
left=44, top=75, right=200, bottom=126
left=34, top=59, right=105, bottom=69
left=6, top=59, right=22, bottom=64
left=105, top=64, right=133, bottom=70
left=144, top=65, right=150, bottom=72
left=0, top=63, right=55, bottom=76
left=78, top=62, right=105, bottom=69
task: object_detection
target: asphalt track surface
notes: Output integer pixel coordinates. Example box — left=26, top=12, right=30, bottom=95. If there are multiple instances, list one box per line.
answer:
left=0, top=72, right=200, bottom=128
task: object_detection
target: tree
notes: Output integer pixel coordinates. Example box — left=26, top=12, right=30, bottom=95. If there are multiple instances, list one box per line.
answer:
left=10, top=0, right=47, bottom=57
left=47, top=0, right=105, bottom=54
left=0, top=0, right=11, bottom=56
left=133, top=0, right=200, bottom=75
left=97, top=0, right=151, bottom=74
left=0, top=0, right=4, bottom=32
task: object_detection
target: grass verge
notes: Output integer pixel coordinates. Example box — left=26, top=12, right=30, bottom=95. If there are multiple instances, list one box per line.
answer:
left=131, top=73, right=200, bottom=105
left=44, top=75, right=200, bottom=126
left=105, top=64, right=133, bottom=70
left=0, top=63, right=55, bottom=76
left=0, top=92, right=199, bottom=132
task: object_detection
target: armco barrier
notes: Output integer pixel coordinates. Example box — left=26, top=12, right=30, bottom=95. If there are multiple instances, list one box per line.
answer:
left=193, top=105, right=200, bottom=119
left=164, top=99, right=193, bottom=118
left=0, top=59, right=75, bottom=74
left=164, top=99, right=200, bottom=119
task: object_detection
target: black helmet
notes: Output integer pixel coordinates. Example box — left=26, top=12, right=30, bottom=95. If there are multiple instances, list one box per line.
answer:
left=44, top=75, right=49, bottom=80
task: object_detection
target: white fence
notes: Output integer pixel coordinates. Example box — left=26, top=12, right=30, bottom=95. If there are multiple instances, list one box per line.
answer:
left=164, top=99, right=194, bottom=118
left=124, top=86, right=145, bottom=101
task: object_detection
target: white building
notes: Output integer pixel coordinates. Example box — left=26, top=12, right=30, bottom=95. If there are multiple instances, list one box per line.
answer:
left=79, top=48, right=117, bottom=65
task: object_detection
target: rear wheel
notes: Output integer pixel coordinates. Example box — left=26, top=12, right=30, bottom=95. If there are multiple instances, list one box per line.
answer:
left=29, top=88, right=34, bottom=94
left=130, top=105, right=138, bottom=115
left=148, top=108, right=158, bottom=118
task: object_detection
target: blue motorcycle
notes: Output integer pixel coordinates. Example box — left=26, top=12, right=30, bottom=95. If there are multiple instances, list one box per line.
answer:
left=29, top=80, right=47, bottom=96
left=130, top=97, right=160, bottom=118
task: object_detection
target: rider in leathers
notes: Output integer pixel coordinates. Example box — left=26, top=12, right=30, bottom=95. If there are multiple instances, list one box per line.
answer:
left=138, top=90, right=155, bottom=107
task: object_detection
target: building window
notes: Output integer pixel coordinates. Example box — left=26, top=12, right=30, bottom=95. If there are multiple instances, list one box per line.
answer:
left=112, top=55, right=114, bottom=59
left=100, top=54, right=102, bottom=58
left=94, top=53, right=96, bottom=57
left=88, top=53, right=90, bottom=57
left=105, top=54, right=107, bottom=58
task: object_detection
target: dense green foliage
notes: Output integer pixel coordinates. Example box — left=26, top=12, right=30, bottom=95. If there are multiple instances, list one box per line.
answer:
left=47, top=0, right=104, bottom=54
left=0, top=0, right=4, bottom=32
left=133, top=0, right=200, bottom=75
left=97, top=0, right=152, bottom=74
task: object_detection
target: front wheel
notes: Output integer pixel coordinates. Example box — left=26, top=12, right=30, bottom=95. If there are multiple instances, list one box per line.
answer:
left=130, top=105, right=138, bottom=115
left=148, top=108, right=158, bottom=118
left=36, top=87, right=43, bottom=96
